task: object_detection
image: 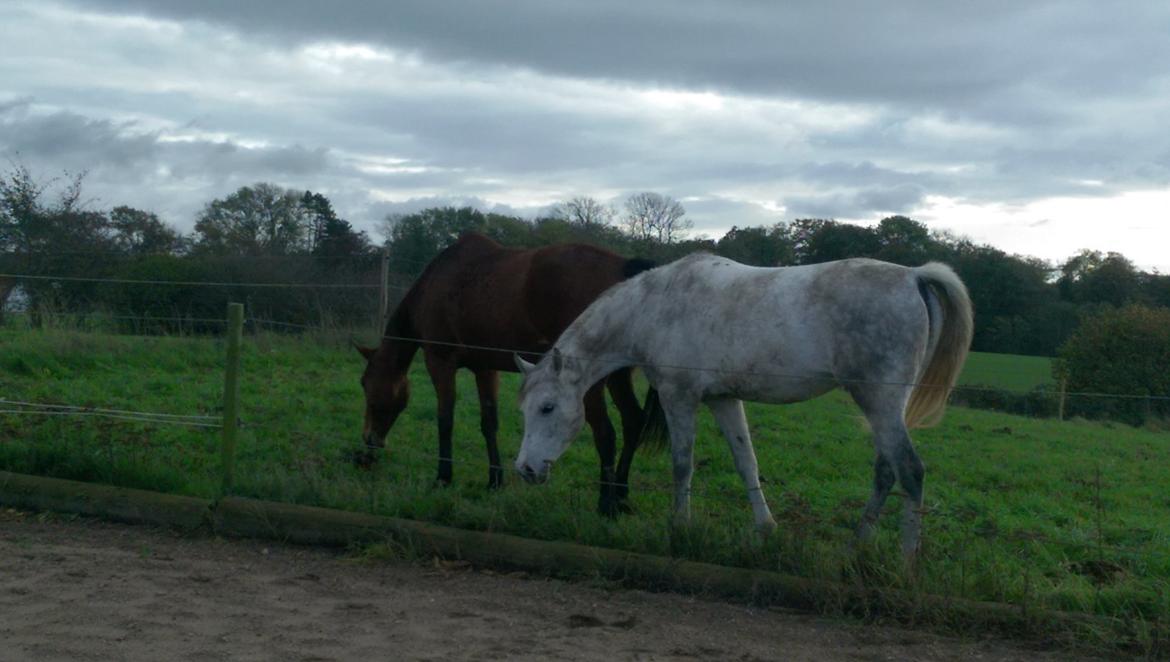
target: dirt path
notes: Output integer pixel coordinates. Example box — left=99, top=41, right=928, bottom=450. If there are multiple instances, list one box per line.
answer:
left=0, top=510, right=1095, bottom=661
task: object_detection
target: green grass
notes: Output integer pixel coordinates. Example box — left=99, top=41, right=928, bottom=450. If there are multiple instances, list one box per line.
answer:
left=1, top=328, right=1167, bottom=650
left=960, top=351, right=1055, bottom=392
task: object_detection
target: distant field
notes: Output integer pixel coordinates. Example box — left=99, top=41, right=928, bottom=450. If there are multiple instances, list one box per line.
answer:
left=959, top=351, right=1054, bottom=392
left=1, top=328, right=1166, bottom=645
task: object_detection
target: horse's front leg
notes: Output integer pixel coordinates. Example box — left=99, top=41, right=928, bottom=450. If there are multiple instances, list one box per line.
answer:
left=707, top=398, right=776, bottom=535
left=474, top=370, right=503, bottom=489
left=661, top=397, right=697, bottom=528
left=583, top=383, right=621, bottom=516
left=425, top=355, right=457, bottom=486
left=606, top=368, right=644, bottom=507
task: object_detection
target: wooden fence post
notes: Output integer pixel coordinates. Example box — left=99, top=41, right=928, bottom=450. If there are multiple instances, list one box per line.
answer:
left=221, top=302, right=244, bottom=496
left=1058, top=376, right=1067, bottom=422
left=377, top=247, right=390, bottom=332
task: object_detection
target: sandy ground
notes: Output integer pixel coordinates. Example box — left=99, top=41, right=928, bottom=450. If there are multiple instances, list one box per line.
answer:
left=0, top=510, right=1098, bottom=662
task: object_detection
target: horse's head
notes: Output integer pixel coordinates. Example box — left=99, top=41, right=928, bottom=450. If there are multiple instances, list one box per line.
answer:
left=513, top=348, right=585, bottom=484
left=353, top=342, right=411, bottom=465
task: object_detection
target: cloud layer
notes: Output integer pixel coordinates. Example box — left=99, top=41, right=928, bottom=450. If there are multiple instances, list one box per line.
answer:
left=2, top=1, right=1168, bottom=268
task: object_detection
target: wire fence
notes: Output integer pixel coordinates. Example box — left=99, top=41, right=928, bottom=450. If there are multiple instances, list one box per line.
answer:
left=2, top=268, right=1169, bottom=633
left=6, top=269, right=1162, bottom=397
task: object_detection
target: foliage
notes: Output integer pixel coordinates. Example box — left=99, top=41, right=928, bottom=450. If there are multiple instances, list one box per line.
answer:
left=1056, top=305, right=1170, bottom=425
left=6, top=158, right=1170, bottom=359
left=108, top=206, right=187, bottom=255
left=714, top=224, right=794, bottom=266
left=193, top=183, right=311, bottom=256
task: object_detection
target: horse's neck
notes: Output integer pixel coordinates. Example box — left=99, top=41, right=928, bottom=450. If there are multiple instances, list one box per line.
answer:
left=557, top=306, right=636, bottom=390
left=380, top=306, right=420, bottom=368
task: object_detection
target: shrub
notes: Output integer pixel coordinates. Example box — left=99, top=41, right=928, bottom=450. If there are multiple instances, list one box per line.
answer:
left=950, top=384, right=1059, bottom=419
left=1055, top=305, right=1170, bottom=425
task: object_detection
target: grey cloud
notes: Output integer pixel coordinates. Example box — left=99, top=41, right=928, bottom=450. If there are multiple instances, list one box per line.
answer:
left=0, top=104, right=330, bottom=179
left=0, top=103, right=340, bottom=229
left=783, top=183, right=927, bottom=220
left=675, top=197, right=783, bottom=236
left=0, top=97, right=34, bottom=114
left=0, top=106, right=158, bottom=167
left=5, top=2, right=1170, bottom=270
left=68, top=1, right=1170, bottom=119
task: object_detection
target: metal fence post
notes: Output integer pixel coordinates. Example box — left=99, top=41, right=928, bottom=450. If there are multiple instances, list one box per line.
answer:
left=221, top=302, right=244, bottom=496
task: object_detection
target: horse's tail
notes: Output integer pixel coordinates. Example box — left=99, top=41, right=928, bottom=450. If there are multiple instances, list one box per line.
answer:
left=904, top=263, right=974, bottom=429
left=637, top=387, right=670, bottom=452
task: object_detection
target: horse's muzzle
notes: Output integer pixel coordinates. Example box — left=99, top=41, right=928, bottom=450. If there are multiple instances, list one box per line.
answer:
left=516, top=461, right=549, bottom=485
left=351, top=436, right=384, bottom=468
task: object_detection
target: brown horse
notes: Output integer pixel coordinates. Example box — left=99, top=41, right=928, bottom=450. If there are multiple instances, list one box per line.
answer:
left=354, top=232, right=662, bottom=515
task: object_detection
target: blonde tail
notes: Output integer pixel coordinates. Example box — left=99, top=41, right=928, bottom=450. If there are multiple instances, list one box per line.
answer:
left=904, top=263, right=974, bottom=428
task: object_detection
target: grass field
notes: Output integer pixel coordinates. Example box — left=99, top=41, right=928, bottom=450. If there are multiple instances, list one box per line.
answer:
left=1, top=327, right=1167, bottom=648
left=958, top=351, right=1054, bottom=392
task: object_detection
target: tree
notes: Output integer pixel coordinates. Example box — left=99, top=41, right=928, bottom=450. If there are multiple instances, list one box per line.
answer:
left=301, top=191, right=339, bottom=254
left=299, top=191, right=372, bottom=258
left=314, top=216, right=373, bottom=258
left=1059, top=251, right=1142, bottom=306
left=789, top=218, right=880, bottom=264
left=945, top=242, right=1053, bottom=352
left=108, top=206, right=186, bottom=255
left=874, top=215, right=934, bottom=265
left=380, top=207, right=489, bottom=275
left=1056, top=305, right=1170, bottom=424
left=554, top=196, right=615, bottom=228
left=0, top=162, right=93, bottom=254
left=194, top=183, right=310, bottom=256
left=715, top=224, right=795, bottom=266
left=622, top=192, right=691, bottom=243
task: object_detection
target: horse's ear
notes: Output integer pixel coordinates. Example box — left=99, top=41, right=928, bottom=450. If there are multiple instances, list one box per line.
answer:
left=352, top=340, right=376, bottom=362
left=514, top=353, right=536, bottom=374
left=552, top=347, right=563, bottom=374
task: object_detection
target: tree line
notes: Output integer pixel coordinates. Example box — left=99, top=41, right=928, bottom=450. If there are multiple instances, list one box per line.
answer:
left=384, top=197, right=1169, bottom=358
left=4, top=164, right=1168, bottom=361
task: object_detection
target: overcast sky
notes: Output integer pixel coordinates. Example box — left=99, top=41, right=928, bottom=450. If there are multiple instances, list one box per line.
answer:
left=2, top=1, right=1168, bottom=269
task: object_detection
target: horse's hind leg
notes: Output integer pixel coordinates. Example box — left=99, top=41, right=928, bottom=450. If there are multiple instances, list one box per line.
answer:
left=889, top=428, right=926, bottom=560
left=854, top=395, right=926, bottom=559
left=606, top=368, right=644, bottom=506
left=474, top=370, right=503, bottom=489
left=856, top=453, right=896, bottom=543
left=707, top=398, right=776, bottom=534
left=584, top=383, right=621, bottom=517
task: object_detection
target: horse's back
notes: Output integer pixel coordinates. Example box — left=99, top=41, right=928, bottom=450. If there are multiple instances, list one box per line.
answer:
left=403, top=233, right=636, bottom=368
left=526, top=243, right=632, bottom=336
left=621, top=254, right=930, bottom=401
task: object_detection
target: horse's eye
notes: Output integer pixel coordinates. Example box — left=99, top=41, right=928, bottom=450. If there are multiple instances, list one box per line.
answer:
left=539, top=403, right=556, bottom=415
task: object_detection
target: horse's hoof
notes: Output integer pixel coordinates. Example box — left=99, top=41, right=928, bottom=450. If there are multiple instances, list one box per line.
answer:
left=434, top=476, right=453, bottom=488
left=756, top=518, right=778, bottom=538
left=487, top=472, right=505, bottom=490
left=901, top=543, right=923, bottom=571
